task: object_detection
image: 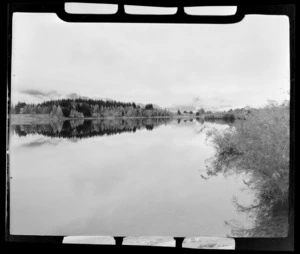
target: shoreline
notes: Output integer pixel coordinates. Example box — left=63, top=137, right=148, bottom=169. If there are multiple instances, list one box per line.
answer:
left=9, top=113, right=240, bottom=126
left=9, top=114, right=201, bottom=125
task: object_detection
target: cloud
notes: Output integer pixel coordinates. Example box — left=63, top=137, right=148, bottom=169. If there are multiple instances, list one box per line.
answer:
left=18, top=89, right=106, bottom=103
left=66, top=93, right=113, bottom=101
left=20, top=89, right=93, bottom=101
left=21, top=89, right=61, bottom=100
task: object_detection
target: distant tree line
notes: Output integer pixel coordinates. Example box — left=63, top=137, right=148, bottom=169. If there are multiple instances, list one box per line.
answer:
left=11, top=99, right=173, bottom=118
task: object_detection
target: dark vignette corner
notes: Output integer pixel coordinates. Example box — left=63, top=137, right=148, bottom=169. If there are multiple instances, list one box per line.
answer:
left=4, top=2, right=295, bottom=252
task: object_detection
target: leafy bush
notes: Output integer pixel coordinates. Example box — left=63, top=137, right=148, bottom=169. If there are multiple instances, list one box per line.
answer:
left=205, top=101, right=290, bottom=237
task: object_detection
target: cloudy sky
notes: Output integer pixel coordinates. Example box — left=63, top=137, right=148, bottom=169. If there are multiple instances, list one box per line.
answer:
left=11, top=13, right=289, bottom=111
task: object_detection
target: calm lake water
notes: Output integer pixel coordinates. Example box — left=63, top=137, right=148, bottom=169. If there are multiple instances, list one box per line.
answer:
left=9, top=118, right=256, bottom=237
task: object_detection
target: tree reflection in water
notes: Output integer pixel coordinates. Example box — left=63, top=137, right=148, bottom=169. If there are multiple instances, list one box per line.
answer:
left=202, top=102, right=289, bottom=237
left=11, top=118, right=173, bottom=139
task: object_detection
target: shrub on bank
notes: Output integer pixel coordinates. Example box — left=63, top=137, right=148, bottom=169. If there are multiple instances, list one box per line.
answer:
left=205, top=101, right=290, bottom=237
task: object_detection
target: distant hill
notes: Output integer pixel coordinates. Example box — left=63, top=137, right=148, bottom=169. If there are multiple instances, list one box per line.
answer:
left=167, top=98, right=248, bottom=113
left=167, top=97, right=207, bottom=113
left=66, top=93, right=115, bottom=102
left=167, top=105, right=195, bottom=113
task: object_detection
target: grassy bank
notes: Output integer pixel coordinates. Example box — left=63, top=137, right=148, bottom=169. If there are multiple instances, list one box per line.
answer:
left=204, top=101, right=290, bottom=237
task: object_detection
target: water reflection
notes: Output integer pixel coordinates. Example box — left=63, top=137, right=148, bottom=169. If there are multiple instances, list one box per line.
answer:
left=10, top=118, right=174, bottom=139
left=9, top=115, right=288, bottom=237
left=10, top=120, right=255, bottom=237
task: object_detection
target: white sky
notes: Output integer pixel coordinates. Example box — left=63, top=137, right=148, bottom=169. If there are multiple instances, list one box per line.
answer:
left=11, top=13, right=290, bottom=110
